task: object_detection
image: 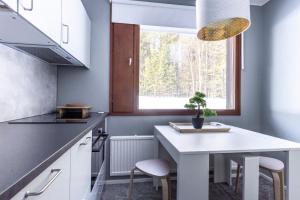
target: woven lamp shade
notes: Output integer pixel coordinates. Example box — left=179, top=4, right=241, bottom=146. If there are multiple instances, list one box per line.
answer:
left=196, top=0, right=251, bottom=41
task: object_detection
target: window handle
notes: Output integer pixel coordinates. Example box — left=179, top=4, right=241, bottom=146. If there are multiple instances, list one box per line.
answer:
left=129, top=57, right=133, bottom=66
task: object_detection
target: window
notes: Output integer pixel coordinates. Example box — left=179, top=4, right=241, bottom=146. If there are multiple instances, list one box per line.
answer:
left=110, top=23, right=241, bottom=115
left=139, top=26, right=238, bottom=110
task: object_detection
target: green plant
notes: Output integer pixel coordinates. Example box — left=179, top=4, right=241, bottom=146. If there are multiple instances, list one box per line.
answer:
left=184, top=92, right=217, bottom=118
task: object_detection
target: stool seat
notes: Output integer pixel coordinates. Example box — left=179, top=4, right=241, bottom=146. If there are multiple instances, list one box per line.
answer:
left=136, top=159, right=170, bottom=177
left=259, top=156, right=284, bottom=172
left=129, top=159, right=171, bottom=200
left=230, top=156, right=285, bottom=200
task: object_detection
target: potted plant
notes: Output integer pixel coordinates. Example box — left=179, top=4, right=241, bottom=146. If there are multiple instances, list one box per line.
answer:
left=184, top=92, right=217, bottom=129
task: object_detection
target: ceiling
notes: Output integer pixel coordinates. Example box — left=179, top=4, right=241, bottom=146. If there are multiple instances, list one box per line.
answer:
left=133, top=0, right=271, bottom=6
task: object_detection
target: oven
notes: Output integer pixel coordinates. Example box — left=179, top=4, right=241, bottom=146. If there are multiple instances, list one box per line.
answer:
left=90, top=124, right=108, bottom=199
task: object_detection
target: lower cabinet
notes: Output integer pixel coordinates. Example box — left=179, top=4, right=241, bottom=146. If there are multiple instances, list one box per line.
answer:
left=70, top=131, right=92, bottom=200
left=11, top=131, right=92, bottom=200
left=11, top=150, right=71, bottom=200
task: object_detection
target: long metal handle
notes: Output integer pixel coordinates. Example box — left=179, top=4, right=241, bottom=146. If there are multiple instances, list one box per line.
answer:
left=24, top=169, right=62, bottom=199
left=80, top=136, right=91, bottom=146
left=21, top=0, right=33, bottom=11
left=62, top=24, right=69, bottom=44
left=129, top=57, right=133, bottom=66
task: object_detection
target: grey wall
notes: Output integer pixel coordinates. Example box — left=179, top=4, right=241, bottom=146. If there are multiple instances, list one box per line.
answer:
left=58, top=0, right=264, bottom=135
left=57, top=1, right=264, bottom=179
left=261, top=0, right=300, bottom=143
left=57, top=2, right=264, bottom=134
left=57, top=0, right=110, bottom=111
left=107, top=6, right=265, bottom=136
left=0, top=44, right=57, bottom=122
left=57, top=2, right=264, bottom=133
left=133, top=0, right=195, bottom=6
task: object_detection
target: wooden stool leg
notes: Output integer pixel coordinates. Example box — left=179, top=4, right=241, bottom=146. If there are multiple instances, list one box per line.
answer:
left=128, top=168, right=135, bottom=200
left=161, top=177, right=169, bottom=200
left=279, top=171, right=285, bottom=200
left=235, top=164, right=241, bottom=193
left=272, top=171, right=285, bottom=200
left=167, top=176, right=171, bottom=200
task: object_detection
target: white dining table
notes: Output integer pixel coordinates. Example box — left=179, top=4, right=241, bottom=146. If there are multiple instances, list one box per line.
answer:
left=154, top=125, right=300, bottom=200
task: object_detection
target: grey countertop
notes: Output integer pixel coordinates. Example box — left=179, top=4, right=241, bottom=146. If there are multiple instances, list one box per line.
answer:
left=0, top=112, right=107, bottom=200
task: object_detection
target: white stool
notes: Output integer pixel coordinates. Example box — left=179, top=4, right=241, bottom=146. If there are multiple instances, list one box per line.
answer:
left=232, top=156, right=285, bottom=200
left=128, top=159, right=171, bottom=200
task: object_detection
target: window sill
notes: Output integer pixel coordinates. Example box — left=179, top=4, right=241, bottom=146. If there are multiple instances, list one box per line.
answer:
left=109, top=109, right=241, bottom=116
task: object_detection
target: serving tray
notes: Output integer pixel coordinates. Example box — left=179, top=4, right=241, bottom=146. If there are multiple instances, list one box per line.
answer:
left=169, top=122, right=231, bottom=133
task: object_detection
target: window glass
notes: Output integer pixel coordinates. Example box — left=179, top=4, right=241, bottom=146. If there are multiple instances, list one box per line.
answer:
left=139, top=26, right=235, bottom=110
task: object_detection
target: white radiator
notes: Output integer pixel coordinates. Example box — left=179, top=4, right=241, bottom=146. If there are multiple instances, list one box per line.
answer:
left=110, top=135, right=154, bottom=176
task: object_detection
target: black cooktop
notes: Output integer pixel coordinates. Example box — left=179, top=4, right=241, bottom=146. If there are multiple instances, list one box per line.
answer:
left=8, top=114, right=89, bottom=124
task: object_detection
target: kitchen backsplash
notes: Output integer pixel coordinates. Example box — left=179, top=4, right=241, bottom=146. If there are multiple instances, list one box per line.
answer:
left=0, top=44, right=57, bottom=122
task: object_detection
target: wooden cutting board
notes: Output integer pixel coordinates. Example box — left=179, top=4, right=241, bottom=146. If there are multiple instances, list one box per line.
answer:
left=57, top=104, right=91, bottom=119
left=169, top=122, right=231, bottom=133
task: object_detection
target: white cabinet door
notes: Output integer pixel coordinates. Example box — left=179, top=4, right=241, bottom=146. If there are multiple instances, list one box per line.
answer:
left=70, top=131, right=92, bottom=200
left=18, top=0, right=61, bottom=44
left=61, top=0, right=91, bottom=67
left=11, top=150, right=71, bottom=200
left=1, top=0, right=18, bottom=11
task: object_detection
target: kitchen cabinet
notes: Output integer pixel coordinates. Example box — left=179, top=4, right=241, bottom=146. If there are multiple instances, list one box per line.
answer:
left=70, top=131, right=92, bottom=200
left=11, top=131, right=93, bottom=200
left=11, top=150, right=71, bottom=200
left=61, top=0, right=91, bottom=67
left=0, top=0, right=91, bottom=67
left=18, top=0, right=62, bottom=44
left=1, top=0, right=18, bottom=11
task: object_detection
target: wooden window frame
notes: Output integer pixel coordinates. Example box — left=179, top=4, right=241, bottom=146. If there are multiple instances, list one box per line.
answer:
left=110, top=23, right=241, bottom=116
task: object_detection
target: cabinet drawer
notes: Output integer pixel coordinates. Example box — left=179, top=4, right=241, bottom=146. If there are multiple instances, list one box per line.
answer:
left=11, top=150, right=71, bottom=200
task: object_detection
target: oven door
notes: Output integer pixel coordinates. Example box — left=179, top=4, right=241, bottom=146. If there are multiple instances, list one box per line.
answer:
left=90, top=133, right=107, bottom=199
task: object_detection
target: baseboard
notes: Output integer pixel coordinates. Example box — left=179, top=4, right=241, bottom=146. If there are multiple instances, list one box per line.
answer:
left=105, top=176, right=177, bottom=185
left=105, top=178, right=153, bottom=185
left=105, top=171, right=287, bottom=190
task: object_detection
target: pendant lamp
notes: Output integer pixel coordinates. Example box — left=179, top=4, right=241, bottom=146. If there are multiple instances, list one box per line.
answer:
left=196, top=0, right=251, bottom=41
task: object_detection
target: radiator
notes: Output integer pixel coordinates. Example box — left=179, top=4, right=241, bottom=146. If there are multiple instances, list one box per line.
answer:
left=110, top=135, right=154, bottom=176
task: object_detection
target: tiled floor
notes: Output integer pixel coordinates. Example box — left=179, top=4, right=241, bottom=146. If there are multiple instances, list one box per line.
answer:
left=102, top=177, right=275, bottom=200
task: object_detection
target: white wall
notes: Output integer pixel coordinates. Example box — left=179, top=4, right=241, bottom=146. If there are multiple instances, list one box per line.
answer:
left=0, top=44, right=57, bottom=122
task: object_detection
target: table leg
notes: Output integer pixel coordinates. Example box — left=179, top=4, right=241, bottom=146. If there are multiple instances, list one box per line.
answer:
left=287, top=150, right=300, bottom=200
left=214, top=154, right=232, bottom=185
left=153, top=135, right=159, bottom=189
left=177, top=153, right=209, bottom=200
left=242, top=156, right=259, bottom=200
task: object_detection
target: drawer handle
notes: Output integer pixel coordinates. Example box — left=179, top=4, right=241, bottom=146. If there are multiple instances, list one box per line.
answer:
left=24, top=169, right=62, bottom=199
left=80, top=136, right=91, bottom=146
left=21, top=0, right=33, bottom=11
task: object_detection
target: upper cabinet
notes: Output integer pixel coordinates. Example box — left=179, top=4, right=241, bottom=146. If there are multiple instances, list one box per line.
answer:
left=18, top=0, right=62, bottom=44
left=0, top=0, right=91, bottom=68
left=1, top=0, right=17, bottom=11
left=61, top=0, right=91, bottom=67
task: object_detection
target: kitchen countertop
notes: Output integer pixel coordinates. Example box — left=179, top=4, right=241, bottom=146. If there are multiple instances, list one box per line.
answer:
left=0, top=112, right=107, bottom=200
